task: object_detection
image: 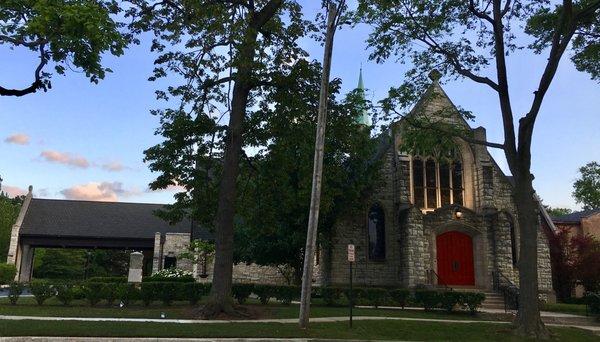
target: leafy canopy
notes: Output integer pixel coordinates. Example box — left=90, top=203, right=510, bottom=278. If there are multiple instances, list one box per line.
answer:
left=234, top=60, right=380, bottom=282
left=0, top=0, right=129, bottom=96
left=573, top=161, right=600, bottom=210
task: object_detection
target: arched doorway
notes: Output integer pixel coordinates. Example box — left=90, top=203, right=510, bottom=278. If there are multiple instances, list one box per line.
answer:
left=436, top=231, right=475, bottom=286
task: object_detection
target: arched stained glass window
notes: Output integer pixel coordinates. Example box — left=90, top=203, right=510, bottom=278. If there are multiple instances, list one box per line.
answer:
left=368, top=203, right=386, bottom=260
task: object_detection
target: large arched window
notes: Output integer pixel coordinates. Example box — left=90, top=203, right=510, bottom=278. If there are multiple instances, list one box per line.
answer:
left=367, top=203, right=386, bottom=260
left=411, top=156, right=464, bottom=209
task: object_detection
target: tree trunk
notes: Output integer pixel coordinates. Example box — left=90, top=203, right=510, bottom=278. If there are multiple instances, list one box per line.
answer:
left=299, top=3, right=339, bottom=329
left=512, top=168, right=549, bottom=338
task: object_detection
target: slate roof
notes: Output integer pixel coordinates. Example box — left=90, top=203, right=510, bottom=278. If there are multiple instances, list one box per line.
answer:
left=20, top=198, right=213, bottom=241
left=552, top=209, right=600, bottom=224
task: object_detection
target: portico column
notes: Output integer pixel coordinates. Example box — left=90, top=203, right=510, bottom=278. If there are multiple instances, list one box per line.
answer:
left=128, top=251, right=144, bottom=283
left=152, top=232, right=162, bottom=274
left=18, top=244, right=34, bottom=282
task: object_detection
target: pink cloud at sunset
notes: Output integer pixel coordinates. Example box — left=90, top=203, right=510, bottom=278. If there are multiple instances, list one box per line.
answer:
left=4, top=133, right=30, bottom=145
left=40, top=150, right=90, bottom=168
left=60, top=182, right=141, bottom=202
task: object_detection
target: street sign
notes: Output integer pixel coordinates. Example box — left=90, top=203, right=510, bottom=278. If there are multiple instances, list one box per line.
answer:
left=347, top=244, right=355, bottom=262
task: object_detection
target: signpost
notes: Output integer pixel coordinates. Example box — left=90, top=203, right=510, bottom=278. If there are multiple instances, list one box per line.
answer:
left=347, top=244, right=355, bottom=328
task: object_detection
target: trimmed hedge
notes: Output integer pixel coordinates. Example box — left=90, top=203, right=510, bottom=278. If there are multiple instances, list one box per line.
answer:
left=81, top=282, right=106, bottom=306
left=414, top=290, right=440, bottom=311
left=143, top=275, right=195, bottom=283
left=30, top=280, right=55, bottom=305
left=86, top=276, right=127, bottom=283
left=8, top=282, right=24, bottom=305
left=253, top=284, right=276, bottom=305
left=232, top=283, right=254, bottom=304
left=0, top=264, right=17, bottom=285
left=55, top=283, right=76, bottom=306
left=389, top=289, right=410, bottom=309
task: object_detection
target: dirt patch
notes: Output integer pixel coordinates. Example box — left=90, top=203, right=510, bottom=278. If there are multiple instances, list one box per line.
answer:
left=192, top=304, right=272, bottom=320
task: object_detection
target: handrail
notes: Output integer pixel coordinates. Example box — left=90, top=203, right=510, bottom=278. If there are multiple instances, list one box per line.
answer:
left=492, top=270, right=519, bottom=312
left=427, top=269, right=452, bottom=291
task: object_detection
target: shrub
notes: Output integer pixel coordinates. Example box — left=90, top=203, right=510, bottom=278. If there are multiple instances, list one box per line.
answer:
left=586, top=293, right=600, bottom=317
left=463, top=292, right=486, bottom=314
left=30, top=280, right=55, bottom=305
left=104, top=283, right=119, bottom=306
left=86, top=276, right=127, bottom=283
left=321, top=287, right=342, bottom=306
left=184, top=282, right=206, bottom=305
left=344, top=287, right=366, bottom=306
left=389, top=289, right=410, bottom=309
left=8, top=282, right=24, bottom=305
left=440, top=291, right=463, bottom=312
left=140, top=282, right=158, bottom=306
left=81, top=282, right=105, bottom=306
left=253, top=284, right=276, bottom=305
left=0, top=264, right=17, bottom=285
left=232, top=283, right=254, bottom=304
left=156, top=282, right=181, bottom=306
left=144, top=268, right=195, bottom=282
left=55, top=283, right=76, bottom=306
left=414, top=290, right=440, bottom=311
left=275, top=285, right=300, bottom=305
left=116, top=283, right=139, bottom=306
left=363, top=288, right=389, bottom=308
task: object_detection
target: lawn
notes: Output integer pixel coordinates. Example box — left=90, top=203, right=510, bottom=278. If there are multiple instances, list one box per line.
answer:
left=542, top=303, right=589, bottom=316
left=0, top=318, right=597, bottom=340
left=0, top=297, right=510, bottom=321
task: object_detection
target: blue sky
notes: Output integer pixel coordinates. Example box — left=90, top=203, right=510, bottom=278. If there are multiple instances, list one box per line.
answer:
left=1, top=1, right=598, bottom=210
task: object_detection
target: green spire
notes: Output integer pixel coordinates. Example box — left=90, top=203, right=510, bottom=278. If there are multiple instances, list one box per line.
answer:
left=355, top=66, right=371, bottom=127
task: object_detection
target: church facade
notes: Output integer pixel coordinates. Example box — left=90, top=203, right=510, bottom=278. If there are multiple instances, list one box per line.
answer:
left=316, top=76, right=555, bottom=298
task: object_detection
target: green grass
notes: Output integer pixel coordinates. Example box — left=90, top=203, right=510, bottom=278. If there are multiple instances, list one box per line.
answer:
left=0, top=319, right=597, bottom=340
left=0, top=297, right=509, bottom=321
left=542, top=303, right=589, bottom=316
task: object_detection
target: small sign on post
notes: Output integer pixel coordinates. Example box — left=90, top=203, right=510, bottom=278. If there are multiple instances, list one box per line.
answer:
left=347, top=243, right=354, bottom=328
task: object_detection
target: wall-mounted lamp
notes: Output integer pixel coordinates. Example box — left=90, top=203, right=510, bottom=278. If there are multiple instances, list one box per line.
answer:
left=454, top=208, right=463, bottom=220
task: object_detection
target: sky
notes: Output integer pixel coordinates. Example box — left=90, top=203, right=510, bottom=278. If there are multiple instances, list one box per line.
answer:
left=1, top=1, right=598, bottom=210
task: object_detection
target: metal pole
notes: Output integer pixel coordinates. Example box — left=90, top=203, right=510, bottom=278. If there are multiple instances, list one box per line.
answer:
left=349, top=261, right=353, bottom=328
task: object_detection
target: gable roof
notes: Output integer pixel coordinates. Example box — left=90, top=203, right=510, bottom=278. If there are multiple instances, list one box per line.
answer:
left=552, top=208, right=600, bottom=224
left=20, top=198, right=213, bottom=241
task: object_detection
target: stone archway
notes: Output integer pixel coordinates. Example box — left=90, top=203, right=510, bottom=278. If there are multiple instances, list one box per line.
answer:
left=429, top=221, right=488, bottom=289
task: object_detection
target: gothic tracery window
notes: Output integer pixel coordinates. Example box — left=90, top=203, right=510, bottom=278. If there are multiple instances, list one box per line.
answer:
left=410, top=156, right=464, bottom=210
left=367, top=203, right=386, bottom=260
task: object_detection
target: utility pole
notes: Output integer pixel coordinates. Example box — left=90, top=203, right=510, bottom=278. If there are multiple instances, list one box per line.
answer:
left=299, top=0, right=344, bottom=329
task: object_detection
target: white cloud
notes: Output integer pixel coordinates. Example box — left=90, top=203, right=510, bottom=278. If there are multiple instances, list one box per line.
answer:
left=60, top=182, right=141, bottom=202
left=40, top=150, right=90, bottom=168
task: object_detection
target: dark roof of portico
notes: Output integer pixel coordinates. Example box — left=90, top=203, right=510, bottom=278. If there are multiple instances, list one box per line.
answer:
left=20, top=198, right=213, bottom=241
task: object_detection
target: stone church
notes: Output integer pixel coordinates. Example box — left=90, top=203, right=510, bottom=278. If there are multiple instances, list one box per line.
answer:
left=7, top=71, right=555, bottom=300
left=315, top=71, right=555, bottom=298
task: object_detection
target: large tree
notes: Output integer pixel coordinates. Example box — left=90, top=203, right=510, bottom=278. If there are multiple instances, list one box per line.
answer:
left=235, top=60, right=379, bottom=285
left=357, top=0, right=599, bottom=338
left=136, top=0, right=307, bottom=317
left=0, top=0, right=128, bottom=96
left=573, top=161, right=600, bottom=210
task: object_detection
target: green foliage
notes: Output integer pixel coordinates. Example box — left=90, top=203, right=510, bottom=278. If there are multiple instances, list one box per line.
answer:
left=463, top=292, right=486, bottom=314
left=414, top=290, right=440, bottom=311
left=389, top=289, right=410, bottom=309
left=232, top=283, right=254, bottom=304
left=274, top=285, right=300, bottom=305
left=439, top=291, right=463, bottom=313
left=0, top=0, right=129, bottom=95
left=86, top=277, right=127, bottom=283
left=8, top=281, right=23, bottom=305
left=144, top=269, right=195, bottom=283
left=29, top=280, right=55, bottom=305
left=545, top=206, right=573, bottom=218
left=0, top=194, right=20, bottom=260
left=81, top=282, right=105, bottom=306
left=0, top=263, right=17, bottom=285
left=587, top=293, right=600, bottom=316
left=55, top=283, right=76, bottom=306
left=33, top=249, right=130, bottom=281
left=140, top=282, right=158, bottom=306
left=253, top=284, right=276, bottom=305
left=116, top=283, right=139, bottom=306
left=235, top=61, right=380, bottom=281
left=103, top=283, right=119, bottom=306
left=156, top=282, right=180, bottom=306
left=183, top=283, right=208, bottom=305
left=362, top=288, right=389, bottom=308
left=573, top=161, right=600, bottom=210
left=321, top=287, right=343, bottom=306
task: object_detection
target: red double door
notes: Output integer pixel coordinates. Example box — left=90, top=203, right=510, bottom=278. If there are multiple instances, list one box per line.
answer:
left=436, top=231, right=475, bottom=286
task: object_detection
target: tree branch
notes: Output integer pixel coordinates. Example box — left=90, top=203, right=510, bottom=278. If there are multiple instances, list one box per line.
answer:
left=0, top=44, right=48, bottom=97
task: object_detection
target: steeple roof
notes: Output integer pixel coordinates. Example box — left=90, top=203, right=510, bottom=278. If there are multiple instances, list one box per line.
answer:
left=355, top=67, right=371, bottom=126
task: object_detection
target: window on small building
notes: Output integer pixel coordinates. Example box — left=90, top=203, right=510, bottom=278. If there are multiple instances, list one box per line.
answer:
left=164, top=256, right=177, bottom=269
left=411, top=156, right=464, bottom=209
left=368, top=203, right=386, bottom=260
